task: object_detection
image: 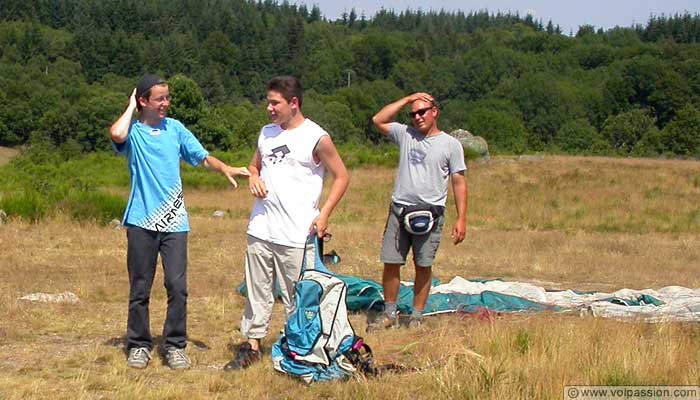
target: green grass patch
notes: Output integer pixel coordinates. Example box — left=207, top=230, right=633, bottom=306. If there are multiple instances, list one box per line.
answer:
left=514, top=329, right=531, bottom=355
left=338, top=142, right=399, bottom=168
left=603, top=366, right=639, bottom=386
left=59, top=190, right=126, bottom=224
left=0, top=190, right=49, bottom=221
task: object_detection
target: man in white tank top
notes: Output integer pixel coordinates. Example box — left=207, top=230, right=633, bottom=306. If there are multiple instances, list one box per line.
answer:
left=225, top=76, right=349, bottom=370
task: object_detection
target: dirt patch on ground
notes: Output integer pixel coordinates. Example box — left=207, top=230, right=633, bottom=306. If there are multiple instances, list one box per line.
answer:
left=0, top=146, right=19, bottom=166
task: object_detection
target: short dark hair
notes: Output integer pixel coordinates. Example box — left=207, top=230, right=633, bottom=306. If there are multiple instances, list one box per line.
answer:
left=267, top=76, right=303, bottom=108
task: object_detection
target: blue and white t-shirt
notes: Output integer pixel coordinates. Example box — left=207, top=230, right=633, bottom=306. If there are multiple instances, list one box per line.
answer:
left=114, top=117, right=208, bottom=232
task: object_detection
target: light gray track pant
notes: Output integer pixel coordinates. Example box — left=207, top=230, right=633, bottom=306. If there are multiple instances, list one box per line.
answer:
left=240, top=235, right=315, bottom=339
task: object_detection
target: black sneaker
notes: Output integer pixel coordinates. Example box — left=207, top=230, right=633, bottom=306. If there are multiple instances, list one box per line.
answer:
left=223, top=342, right=263, bottom=371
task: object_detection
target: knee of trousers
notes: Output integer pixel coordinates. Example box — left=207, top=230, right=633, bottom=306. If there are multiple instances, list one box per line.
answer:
left=164, top=278, right=188, bottom=300
left=129, top=280, right=153, bottom=302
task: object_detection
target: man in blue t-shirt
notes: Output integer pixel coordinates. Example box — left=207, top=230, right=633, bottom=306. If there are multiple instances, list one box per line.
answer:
left=109, top=74, right=250, bottom=369
left=369, top=92, right=468, bottom=331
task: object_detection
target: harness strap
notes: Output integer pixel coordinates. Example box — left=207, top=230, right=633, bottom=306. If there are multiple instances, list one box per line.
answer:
left=393, top=202, right=445, bottom=218
left=344, top=337, right=416, bottom=376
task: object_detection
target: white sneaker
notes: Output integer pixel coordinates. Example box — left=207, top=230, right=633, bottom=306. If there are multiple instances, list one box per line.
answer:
left=164, top=347, right=191, bottom=370
left=127, top=347, right=151, bottom=369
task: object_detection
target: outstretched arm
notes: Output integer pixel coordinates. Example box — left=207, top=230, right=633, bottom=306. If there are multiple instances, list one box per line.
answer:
left=312, top=136, right=349, bottom=238
left=371, top=92, right=434, bottom=135
left=450, top=171, right=468, bottom=244
left=109, top=88, right=138, bottom=144
left=202, top=155, right=250, bottom=188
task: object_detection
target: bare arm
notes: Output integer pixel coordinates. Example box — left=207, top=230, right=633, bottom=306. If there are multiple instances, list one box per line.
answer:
left=450, top=171, right=468, bottom=244
left=247, top=150, right=268, bottom=198
left=312, top=135, right=349, bottom=237
left=202, top=155, right=250, bottom=188
left=109, top=88, right=138, bottom=144
left=371, top=92, right=434, bottom=135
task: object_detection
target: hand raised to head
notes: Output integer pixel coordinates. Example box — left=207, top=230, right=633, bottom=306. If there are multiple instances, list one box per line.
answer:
left=129, top=88, right=138, bottom=109
left=407, top=92, right=434, bottom=105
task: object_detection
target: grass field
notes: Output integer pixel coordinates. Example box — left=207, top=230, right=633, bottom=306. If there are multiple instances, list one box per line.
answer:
left=1, top=155, right=700, bottom=399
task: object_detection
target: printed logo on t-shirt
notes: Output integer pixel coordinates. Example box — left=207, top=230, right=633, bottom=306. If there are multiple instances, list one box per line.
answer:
left=409, top=148, right=427, bottom=164
left=149, top=129, right=161, bottom=136
left=266, top=145, right=291, bottom=164
left=135, top=184, right=187, bottom=232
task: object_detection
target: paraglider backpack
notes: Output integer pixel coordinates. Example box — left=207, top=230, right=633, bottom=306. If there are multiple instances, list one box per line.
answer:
left=271, top=235, right=375, bottom=383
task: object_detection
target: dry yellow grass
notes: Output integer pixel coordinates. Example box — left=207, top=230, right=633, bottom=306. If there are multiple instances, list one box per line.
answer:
left=2, top=155, right=700, bottom=399
left=0, top=146, right=18, bottom=166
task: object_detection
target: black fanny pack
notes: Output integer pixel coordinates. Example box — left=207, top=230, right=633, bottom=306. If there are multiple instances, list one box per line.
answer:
left=393, top=203, right=444, bottom=235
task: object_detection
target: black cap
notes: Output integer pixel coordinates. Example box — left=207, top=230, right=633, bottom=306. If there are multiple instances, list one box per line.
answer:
left=136, top=74, right=166, bottom=99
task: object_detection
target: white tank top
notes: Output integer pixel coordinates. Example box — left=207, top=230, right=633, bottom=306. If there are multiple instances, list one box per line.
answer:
left=247, top=118, right=327, bottom=248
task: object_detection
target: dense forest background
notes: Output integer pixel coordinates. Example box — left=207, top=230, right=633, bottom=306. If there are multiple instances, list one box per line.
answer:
left=1, top=0, right=700, bottom=157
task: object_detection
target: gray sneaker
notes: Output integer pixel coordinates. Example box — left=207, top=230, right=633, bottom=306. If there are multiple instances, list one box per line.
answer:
left=408, top=316, right=423, bottom=328
left=164, top=347, right=191, bottom=370
left=127, top=347, right=151, bottom=369
left=366, top=312, right=399, bottom=333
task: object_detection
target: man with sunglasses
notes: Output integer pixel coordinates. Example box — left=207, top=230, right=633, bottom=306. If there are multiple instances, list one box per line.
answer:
left=110, top=74, right=250, bottom=370
left=369, top=92, right=467, bottom=331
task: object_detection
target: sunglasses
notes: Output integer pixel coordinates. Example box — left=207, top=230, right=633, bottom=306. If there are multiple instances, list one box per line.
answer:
left=408, top=106, right=434, bottom=119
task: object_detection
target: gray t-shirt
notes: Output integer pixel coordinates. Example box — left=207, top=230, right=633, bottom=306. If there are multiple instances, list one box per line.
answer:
left=388, top=122, right=467, bottom=207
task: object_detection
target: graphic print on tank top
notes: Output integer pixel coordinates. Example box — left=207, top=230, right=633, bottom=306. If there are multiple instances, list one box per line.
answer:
left=267, top=145, right=291, bottom=165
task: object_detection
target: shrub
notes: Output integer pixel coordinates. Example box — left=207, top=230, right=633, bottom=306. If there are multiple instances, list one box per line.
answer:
left=662, top=104, right=700, bottom=157
left=601, top=108, right=660, bottom=154
left=553, top=118, right=608, bottom=154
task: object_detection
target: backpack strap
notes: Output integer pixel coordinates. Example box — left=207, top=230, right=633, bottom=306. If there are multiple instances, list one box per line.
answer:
left=299, top=233, right=331, bottom=275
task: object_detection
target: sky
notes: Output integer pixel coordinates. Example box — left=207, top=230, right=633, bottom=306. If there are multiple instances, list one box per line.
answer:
left=295, top=0, right=700, bottom=34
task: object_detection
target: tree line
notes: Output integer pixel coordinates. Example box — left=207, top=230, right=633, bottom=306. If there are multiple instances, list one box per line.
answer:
left=1, top=0, right=700, bottom=157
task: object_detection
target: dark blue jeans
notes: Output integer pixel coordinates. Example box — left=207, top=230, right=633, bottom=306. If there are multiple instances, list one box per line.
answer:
left=126, top=226, right=188, bottom=351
